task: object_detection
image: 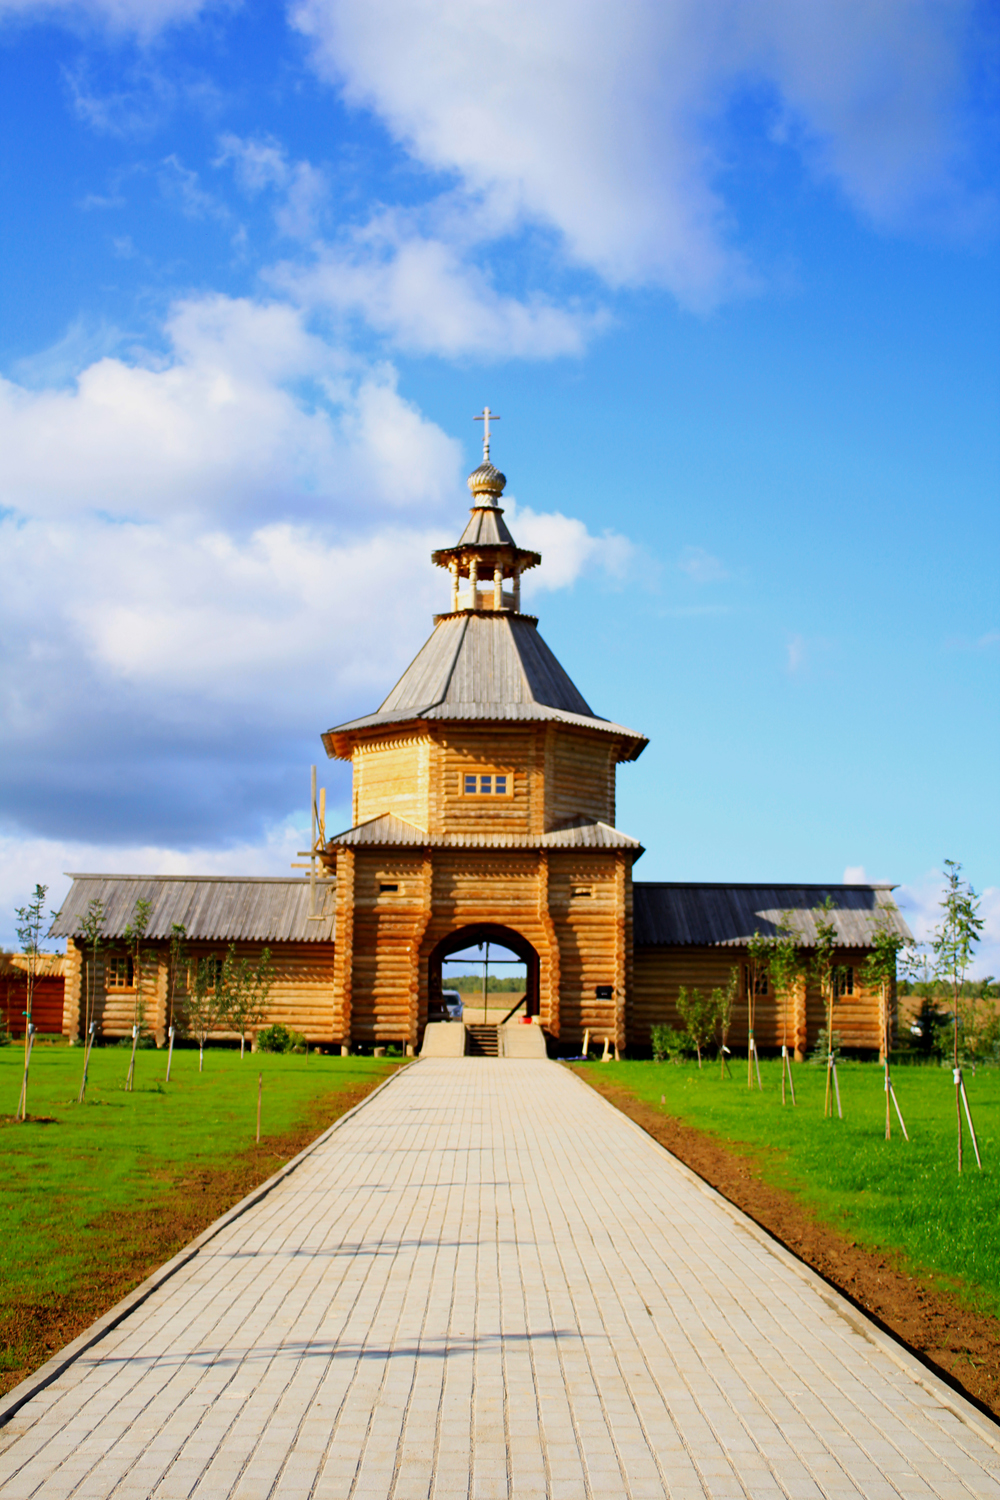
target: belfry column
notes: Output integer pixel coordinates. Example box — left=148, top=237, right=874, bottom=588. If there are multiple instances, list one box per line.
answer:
left=493, top=564, right=503, bottom=610
left=450, top=560, right=459, bottom=611
left=512, top=563, right=521, bottom=612
left=468, top=556, right=478, bottom=604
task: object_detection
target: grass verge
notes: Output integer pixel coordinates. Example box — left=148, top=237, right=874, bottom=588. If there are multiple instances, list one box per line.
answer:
left=572, top=1057, right=1000, bottom=1418
left=0, top=1042, right=399, bottom=1395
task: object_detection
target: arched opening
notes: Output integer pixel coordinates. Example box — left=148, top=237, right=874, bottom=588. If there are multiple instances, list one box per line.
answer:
left=427, top=924, right=540, bottom=1027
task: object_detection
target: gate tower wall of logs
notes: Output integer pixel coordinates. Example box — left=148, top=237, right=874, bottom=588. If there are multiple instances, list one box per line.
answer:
left=320, top=451, right=647, bottom=1049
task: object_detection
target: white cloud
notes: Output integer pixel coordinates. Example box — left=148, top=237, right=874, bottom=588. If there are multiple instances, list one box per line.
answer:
left=215, top=133, right=329, bottom=240
left=0, top=292, right=630, bottom=857
left=894, top=869, right=1000, bottom=980
left=272, top=216, right=601, bottom=359
left=0, top=294, right=460, bottom=524
left=0, top=0, right=221, bottom=40
left=506, top=500, right=633, bottom=591
left=292, top=0, right=991, bottom=305
left=679, top=545, right=728, bottom=583
left=0, top=820, right=334, bottom=953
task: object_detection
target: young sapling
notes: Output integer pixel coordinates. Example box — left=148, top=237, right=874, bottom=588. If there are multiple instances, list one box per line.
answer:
left=676, top=985, right=715, bottom=1068
left=165, top=923, right=187, bottom=1082
left=714, top=968, right=738, bottom=1079
left=931, top=860, right=984, bottom=1171
left=122, top=898, right=153, bottom=1092
left=768, top=925, right=801, bottom=1105
left=745, top=931, right=769, bottom=1090
left=14, top=884, right=48, bottom=1121
left=77, top=898, right=105, bottom=1103
left=811, top=897, right=845, bottom=1119
left=861, top=908, right=911, bottom=1141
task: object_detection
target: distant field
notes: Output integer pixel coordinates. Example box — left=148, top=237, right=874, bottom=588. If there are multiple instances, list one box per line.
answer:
left=0, top=1043, right=397, bottom=1391
left=573, top=1057, right=1000, bottom=1315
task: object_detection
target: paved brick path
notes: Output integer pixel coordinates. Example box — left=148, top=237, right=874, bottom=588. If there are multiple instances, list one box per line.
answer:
left=2, top=1060, right=999, bottom=1499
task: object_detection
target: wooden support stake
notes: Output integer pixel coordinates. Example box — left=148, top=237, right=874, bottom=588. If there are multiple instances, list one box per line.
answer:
left=257, top=1071, right=262, bottom=1143
left=17, top=1024, right=35, bottom=1121
left=78, top=1021, right=96, bottom=1104
left=125, top=1024, right=139, bottom=1092
left=165, top=1025, right=176, bottom=1084
left=582, top=1027, right=590, bottom=1058
left=831, top=1058, right=843, bottom=1120
left=601, top=1037, right=610, bottom=1062
left=959, top=1076, right=982, bottom=1170
left=889, top=1082, right=909, bottom=1141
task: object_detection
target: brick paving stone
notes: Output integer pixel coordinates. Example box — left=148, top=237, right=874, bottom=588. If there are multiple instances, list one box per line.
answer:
left=2, top=1059, right=1000, bottom=1498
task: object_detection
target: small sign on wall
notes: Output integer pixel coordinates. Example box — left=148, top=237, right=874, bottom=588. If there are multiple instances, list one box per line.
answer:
left=595, top=985, right=614, bottom=999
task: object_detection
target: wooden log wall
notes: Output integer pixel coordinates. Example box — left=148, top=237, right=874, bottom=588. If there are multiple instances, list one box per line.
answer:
left=66, top=940, right=340, bottom=1047
left=348, top=723, right=621, bottom=840
left=631, top=945, right=885, bottom=1057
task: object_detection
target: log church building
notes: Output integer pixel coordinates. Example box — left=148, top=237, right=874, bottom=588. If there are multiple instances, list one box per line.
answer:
left=53, top=423, right=909, bottom=1057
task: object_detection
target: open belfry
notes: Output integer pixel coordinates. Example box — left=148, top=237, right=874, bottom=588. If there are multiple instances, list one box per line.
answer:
left=321, top=410, right=647, bottom=1054
left=53, top=413, right=911, bottom=1056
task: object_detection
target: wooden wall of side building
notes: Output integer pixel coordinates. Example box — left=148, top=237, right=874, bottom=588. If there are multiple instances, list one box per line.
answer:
left=630, top=945, right=886, bottom=1057
left=64, top=939, right=340, bottom=1046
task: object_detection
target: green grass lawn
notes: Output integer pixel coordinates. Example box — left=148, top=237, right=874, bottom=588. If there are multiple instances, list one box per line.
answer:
left=0, top=1042, right=396, bottom=1314
left=573, top=1057, right=1000, bottom=1315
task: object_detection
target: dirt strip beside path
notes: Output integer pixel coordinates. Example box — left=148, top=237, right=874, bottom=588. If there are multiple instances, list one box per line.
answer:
left=581, top=1074, right=1000, bottom=1422
left=0, top=1072, right=399, bottom=1399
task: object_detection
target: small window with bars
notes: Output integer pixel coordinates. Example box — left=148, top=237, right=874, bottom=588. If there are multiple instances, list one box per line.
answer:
left=743, top=964, right=768, bottom=996
left=836, top=965, right=855, bottom=997
left=461, top=770, right=511, bottom=796
left=105, top=954, right=135, bottom=989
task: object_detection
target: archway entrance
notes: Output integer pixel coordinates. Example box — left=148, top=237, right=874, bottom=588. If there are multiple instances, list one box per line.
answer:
left=427, top=924, right=540, bottom=1026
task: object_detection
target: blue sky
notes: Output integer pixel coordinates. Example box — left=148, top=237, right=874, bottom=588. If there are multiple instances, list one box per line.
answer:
left=1, top=0, right=997, bottom=968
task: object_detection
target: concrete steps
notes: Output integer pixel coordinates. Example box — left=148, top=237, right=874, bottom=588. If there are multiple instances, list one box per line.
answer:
left=465, top=1024, right=500, bottom=1056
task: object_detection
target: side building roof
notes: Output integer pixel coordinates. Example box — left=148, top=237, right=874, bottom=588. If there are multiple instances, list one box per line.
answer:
left=49, top=875, right=335, bottom=944
left=324, top=613, right=647, bottom=759
left=325, top=812, right=643, bottom=852
left=633, top=883, right=912, bottom=948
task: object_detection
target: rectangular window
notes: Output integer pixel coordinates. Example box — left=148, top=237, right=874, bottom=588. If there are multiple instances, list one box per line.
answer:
left=572, top=887, right=592, bottom=898
left=460, top=768, right=513, bottom=797
left=743, top=964, right=768, bottom=996
left=106, top=954, right=134, bottom=989
left=837, top=965, right=855, bottom=997
left=379, top=883, right=399, bottom=893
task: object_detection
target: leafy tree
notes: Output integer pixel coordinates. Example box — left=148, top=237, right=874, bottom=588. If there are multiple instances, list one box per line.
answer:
left=122, top=898, right=154, bottom=1092
left=676, top=985, right=715, bottom=1068
left=77, top=898, right=105, bottom=1104
left=218, top=945, right=275, bottom=1057
left=810, top=896, right=845, bottom=1119
left=713, top=968, right=738, bottom=1078
left=14, top=884, right=48, bottom=1122
left=931, top=860, right=984, bottom=1171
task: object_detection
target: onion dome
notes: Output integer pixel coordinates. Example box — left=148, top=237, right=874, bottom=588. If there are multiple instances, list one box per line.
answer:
left=467, top=461, right=506, bottom=501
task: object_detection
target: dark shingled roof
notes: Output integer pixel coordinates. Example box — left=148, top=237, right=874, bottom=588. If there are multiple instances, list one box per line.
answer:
left=326, top=813, right=643, bottom=852
left=633, top=883, right=911, bottom=948
left=50, top=875, right=335, bottom=943
left=325, top=613, right=647, bottom=757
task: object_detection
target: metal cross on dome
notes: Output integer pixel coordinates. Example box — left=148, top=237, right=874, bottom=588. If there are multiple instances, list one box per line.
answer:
left=474, top=406, right=500, bottom=462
